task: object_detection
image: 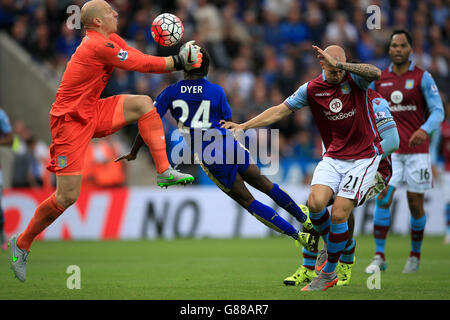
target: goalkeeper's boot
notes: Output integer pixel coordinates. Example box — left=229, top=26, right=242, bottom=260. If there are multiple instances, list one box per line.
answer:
left=402, top=255, right=420, bottom=274
left=301, top=270, right=338, bottom=291
left=365, top=254, right=386, bottom=274
left=296, top=232, right=317, bottom=252
left=157, top=165, right=194, bottom=188
left=284, top=265, right=317, bottom=286
left=315, top=243, right=328, bottom=275
left=9, top=234, right=29, bottom=282
left=336, top=258, right=355, bottom=286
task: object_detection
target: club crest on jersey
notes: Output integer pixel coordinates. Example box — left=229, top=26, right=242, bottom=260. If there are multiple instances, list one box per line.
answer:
left=340, top=82, right=351, bottom=94
left=329, top=98, right=343, bottom=113
left=57, top=156, right=67, bottom=168
left=390, top=90, right=403, bottom=104
left=431, top=84, right=438, bottom=94
left=405, top=79, right=414, bottom=89
left=117, top=49, right=128, bottom=62
left=375, top=111, right=386, bottom=120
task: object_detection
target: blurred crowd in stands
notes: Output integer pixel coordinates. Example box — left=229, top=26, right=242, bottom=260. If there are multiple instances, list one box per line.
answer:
left=0, top=0, right=448, bottom=186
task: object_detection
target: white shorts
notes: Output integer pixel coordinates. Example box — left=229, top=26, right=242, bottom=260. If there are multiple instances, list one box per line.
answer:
left=389, top=153, right=432, bottom=193
left=311, top=155, right=382, bottom=203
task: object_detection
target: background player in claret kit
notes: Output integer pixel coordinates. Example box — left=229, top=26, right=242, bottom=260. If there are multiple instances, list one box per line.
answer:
left=430, top=101, right=450, bottom=244
left=222, top=44, right=384, bottom=291
left=284, top=89, right=399, bottom=287
left=365, top=30, right=444, bottom=275
left=116, top=49, right=317, bottom=250
left=8, top=0, right=203, bottom=282
left=0, top=109, right=13, bottom=251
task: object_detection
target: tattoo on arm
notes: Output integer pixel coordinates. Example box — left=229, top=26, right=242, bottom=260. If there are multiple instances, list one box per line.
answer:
left=335, top=62, right=381, bottom=81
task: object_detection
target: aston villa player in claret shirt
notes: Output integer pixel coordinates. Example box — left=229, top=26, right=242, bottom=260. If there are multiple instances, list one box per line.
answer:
left=430, top=102, right=450, bottom=245
left=222, top=45, right=384, bottom=291
left=365, top=30, right=444, bottom=275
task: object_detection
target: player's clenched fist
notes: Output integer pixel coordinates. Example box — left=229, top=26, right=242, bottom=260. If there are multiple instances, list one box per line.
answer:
left=408, top=128, right=428, bottom=147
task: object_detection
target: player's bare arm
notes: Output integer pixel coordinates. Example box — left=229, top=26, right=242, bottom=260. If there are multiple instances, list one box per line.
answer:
left=221, top=103, right=292, bottom=131
left=115, top=134, right=144, bottom=162
left=335, top=61, right=381, bottom=82
left=312, top=45, right=381, bottom=82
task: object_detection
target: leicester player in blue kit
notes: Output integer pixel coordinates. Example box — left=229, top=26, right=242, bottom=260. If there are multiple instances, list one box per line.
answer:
left=117, top=48, right=316, bottom=250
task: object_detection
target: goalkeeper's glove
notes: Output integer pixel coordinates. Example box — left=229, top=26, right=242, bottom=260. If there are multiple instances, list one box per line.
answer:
left=172, top=40, right=203, bottom=71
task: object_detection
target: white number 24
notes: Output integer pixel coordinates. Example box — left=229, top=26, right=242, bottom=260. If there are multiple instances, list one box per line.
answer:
left=172, top=99, right=212, bottom=129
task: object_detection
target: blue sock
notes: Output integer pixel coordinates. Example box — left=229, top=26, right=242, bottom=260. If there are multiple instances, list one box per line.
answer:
left=309, top=208, right=330, bottom=244
left=323, top=222, right=349, bottom=273
left=268, top=184, right=307, bottom=223
left=247, top=200, right=299, bottom=239
left=376, top=185, right=394, bottom=207
left=340, top=239, right=356, bottom=264
left=410, top=215, right=426, bottom=255
left=373, top=205, right=390, bottom=257
left=302, top=248, right=318, bottom=270
left=446, top=203, right=450, bottom=234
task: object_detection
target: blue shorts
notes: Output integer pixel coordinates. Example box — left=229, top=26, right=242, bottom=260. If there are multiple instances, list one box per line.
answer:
left=195, top=134, right=251, bottom=192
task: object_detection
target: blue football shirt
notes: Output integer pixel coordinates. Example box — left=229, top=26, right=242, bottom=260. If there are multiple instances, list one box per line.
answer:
left=155, top=78, right=232, bottom=135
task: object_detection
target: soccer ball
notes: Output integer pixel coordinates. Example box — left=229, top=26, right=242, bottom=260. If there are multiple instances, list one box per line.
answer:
left=151, top=13, right=184, bottom=47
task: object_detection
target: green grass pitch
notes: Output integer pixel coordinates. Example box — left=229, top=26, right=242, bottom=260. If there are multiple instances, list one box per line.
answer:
left=1, top=235, right=449, bottom=300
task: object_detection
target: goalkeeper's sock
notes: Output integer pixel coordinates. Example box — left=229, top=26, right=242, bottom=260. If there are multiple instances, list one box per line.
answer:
left=302, top=248, right=318, bottom=270
left=247, top=200, right=299, bottom=240
left=138, top=108, right=170, bottom=174
left=17, top=194, right=66, bottom=252
left=268, top=183, right=307, bottom=223
left=309, top=208, right=330, bottom=245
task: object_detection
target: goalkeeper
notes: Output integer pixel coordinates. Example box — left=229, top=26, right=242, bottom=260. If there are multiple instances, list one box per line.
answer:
left=10, top=0, right=203, bottom=282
